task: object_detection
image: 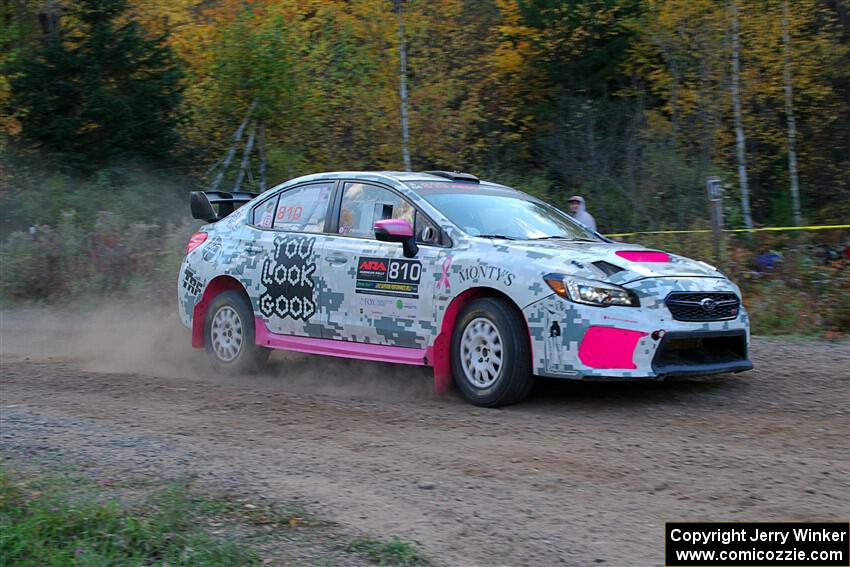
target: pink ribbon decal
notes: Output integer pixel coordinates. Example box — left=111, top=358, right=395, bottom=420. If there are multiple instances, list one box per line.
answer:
left=437, top=255, right=452, bottom=290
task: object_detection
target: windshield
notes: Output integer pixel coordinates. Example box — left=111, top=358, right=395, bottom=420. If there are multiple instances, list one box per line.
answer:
left=418, top=190, right=601, bottom=241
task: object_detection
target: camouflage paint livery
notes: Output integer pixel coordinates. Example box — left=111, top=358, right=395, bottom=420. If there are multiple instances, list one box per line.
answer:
left=179, top=171, right=750, bottom=379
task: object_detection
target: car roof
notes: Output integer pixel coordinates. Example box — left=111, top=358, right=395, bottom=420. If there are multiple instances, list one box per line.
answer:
left=283, top=170, right=522, bottom=196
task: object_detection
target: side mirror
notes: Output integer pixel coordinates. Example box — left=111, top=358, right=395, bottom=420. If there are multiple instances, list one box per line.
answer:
left=374, top=219, right=418, bottom=258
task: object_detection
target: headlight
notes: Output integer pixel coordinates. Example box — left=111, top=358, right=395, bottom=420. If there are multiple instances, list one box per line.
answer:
left=543, top=274, right=640, bottom=307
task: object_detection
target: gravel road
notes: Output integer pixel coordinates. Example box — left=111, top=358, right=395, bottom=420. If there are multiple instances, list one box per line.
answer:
left=1, top=307, right=848, bottom=566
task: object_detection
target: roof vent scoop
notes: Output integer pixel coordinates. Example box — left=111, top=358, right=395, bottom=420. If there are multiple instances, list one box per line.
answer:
left=423, top=171, right=480, bottom=183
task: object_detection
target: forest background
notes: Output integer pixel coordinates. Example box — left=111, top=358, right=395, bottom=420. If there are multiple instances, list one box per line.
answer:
left=1, top=0, right=848, bottom=334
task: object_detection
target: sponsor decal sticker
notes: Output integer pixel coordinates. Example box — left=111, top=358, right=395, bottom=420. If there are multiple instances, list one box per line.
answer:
left=259, top=235, right=317, bottom=321
left=182, top=267, right=203, bottom=296
left=457, top=264, right=515, bottom=286
left=356, top=256, right=421, bottom=298
left=201, top=237, right=222, bottom=262
left=358, top=295, right=418, bottom=318
left=437, top=255, right=452, bottom=291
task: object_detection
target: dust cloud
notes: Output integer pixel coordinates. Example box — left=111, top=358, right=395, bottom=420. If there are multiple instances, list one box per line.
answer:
left=0, top=302, right=435, bottom=402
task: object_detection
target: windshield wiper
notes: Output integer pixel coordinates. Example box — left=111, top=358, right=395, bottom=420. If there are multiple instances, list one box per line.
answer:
left=532, top=235, right=598, bottom=242
left=476, top=234, right=518, bottom=240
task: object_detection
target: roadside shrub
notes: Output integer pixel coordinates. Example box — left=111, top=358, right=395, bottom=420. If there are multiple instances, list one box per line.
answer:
left=1, top=212, right=195, bottom=302
left=622, top=230, right=850, bottom=336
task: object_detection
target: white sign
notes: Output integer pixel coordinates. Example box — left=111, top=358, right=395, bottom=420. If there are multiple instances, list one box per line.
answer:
left=706, top=176, right=723, bottom=202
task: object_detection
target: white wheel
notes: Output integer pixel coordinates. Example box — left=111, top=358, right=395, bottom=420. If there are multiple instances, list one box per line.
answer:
left=210, top=305, right=244, bottom=362
left=204, top=290, right=269, bottom=374
left=460, top=316, right=504, bottom=389
left=451, top=298, right=534, bottom=407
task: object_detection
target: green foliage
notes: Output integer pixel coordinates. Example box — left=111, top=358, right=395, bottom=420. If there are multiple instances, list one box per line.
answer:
left=629, top=230, right=850, bottom=336
left=0, top=209, right=194, bottom=301
left=345, top=536, right=428, bottom=566
left=0, top=468, right=259, bottom=567
left=7, top=0, right=183, bottom=171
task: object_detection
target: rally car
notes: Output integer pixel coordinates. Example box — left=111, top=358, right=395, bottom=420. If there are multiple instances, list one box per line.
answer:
left=179, top=171, right=752, bottom=406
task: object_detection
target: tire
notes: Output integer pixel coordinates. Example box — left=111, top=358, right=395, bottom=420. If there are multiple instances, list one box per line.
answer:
left=451, top=297, right=535, bottom=407
left=204, top=290, right=270, bottom=374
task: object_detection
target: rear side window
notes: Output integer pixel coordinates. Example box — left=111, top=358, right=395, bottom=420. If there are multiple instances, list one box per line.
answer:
left=273, top=183, right=333, bottom=233
left=252, top=196, right=278, bottom=228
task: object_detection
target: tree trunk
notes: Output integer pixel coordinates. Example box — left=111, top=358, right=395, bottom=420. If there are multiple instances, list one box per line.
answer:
left=782, top=0, right=802, bottom=226
left=396, top=0, right=412, bottom=172
left=257, top=120, right=267, bottom=192
left=731, top=0, right=754, bottom=229
left=209, top=99, right=256, bottom=192
left=233, top=121, right=257, bottom=192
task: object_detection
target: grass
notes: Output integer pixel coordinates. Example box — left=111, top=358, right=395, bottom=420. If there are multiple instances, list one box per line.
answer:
left=0, top=468, right=260, bottom=566
left=0, top=464, right=432, bottom=566
left=345, top=536, right=428, bottom=566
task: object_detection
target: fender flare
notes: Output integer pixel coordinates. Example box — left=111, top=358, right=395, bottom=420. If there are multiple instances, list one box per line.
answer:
left=429, top=287, right=531, bottom=394
left=191, top=275, right=249, bottom=348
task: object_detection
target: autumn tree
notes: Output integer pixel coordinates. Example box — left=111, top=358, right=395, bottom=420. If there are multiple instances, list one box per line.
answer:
left=8, top=0, right=183, bottom=171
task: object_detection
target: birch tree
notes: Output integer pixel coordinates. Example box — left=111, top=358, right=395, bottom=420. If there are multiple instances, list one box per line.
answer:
left=782, top=0, right=801, bottom=226
left=730, top=0, right=753, bottom=229
left=395, top=0, right=411, bottom=171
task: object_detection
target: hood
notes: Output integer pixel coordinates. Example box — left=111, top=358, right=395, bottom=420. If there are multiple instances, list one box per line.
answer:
left=495, top=239, right=723, bottom=284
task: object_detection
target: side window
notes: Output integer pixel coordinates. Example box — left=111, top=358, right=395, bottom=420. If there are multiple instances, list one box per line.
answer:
left=252, top=195, right=279, bottom=228
left=272, top=183, right=333, bottom=233
left=338, top=183, right=415, bottom=239
left=414, top=211, right=439, bottom=245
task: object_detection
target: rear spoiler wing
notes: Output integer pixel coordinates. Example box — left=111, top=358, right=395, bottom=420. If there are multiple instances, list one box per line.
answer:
left=190, top=191, right=259, bottom=223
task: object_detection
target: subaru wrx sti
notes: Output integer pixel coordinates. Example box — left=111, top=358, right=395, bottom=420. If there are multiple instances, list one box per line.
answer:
left=179, top=171, right=752, bottom=406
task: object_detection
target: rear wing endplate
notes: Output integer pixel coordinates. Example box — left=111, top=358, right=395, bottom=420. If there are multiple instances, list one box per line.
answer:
left=190, top=191, right=259, bottom=223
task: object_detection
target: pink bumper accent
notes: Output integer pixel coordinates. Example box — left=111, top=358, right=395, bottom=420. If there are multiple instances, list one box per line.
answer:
left=578, top=326, right=648, bottom=369
left=254, top=317, right=427, bottom=365
left=615, top=250, right=670, bottom=262
left=374, top=218, right=414, bottom=237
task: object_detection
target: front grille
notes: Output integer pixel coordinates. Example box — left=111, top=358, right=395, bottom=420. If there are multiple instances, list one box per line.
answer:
left=665, top=292, right=739, bottom=321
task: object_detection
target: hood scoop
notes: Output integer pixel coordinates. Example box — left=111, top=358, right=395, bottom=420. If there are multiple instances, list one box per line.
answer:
left=593, top=260, right=625, bottom=277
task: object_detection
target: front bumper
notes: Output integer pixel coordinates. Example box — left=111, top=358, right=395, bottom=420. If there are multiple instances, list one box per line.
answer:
left=524, top=277, right=752, bottom=380
left=651, top=330, right=752, bottom=378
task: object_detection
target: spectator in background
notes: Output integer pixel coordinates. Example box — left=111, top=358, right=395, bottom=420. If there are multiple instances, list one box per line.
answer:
left=567, top=195, right=597, bottom=232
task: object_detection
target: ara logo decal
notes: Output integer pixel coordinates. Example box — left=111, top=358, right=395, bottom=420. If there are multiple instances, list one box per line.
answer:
left=359, top=260, right=387, bottom=272
left=259, top=234, right=317, bottom=321
left=356, top=257, right=389, bottom=281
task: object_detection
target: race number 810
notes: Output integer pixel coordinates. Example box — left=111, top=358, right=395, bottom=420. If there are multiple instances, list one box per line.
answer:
left=388, top=259, right=421, bottom=284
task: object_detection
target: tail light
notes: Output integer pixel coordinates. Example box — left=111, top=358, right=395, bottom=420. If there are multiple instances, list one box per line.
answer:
left=187, top=232, right=208, bottom=254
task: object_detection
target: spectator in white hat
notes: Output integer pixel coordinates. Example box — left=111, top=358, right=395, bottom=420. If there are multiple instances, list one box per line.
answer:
left=567, top=195, right=597, bottom=232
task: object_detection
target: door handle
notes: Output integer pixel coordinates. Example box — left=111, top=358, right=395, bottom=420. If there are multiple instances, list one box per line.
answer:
left=325, top=255, right=348, bottom=264
left=244, top=245, right=263, bottom=255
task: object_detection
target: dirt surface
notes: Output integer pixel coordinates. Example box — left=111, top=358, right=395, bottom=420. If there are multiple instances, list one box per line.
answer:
left=1, top=306, right=849, bottom=566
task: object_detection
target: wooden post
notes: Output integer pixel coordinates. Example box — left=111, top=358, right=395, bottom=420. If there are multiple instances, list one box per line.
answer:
left=707, top=176, right=724, bottom=265
left=209, top=99, right=257, bottom=191
left=233, top=121, right=257, bottom=192
left=257, top=120, right=267, bottom=192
